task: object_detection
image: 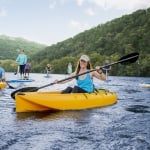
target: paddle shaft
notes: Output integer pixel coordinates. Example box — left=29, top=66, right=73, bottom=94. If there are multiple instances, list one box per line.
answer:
left=36, top=69, right=96, bottom=90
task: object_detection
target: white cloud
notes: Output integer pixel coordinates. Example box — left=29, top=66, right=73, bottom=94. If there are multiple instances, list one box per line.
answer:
left=60, top=0, right=69, bottom=5
left=50, top=0, right=150, bottom=11
left=0, top=8, right=7, bottom=17
left=85, top=8, right=95, bottom=16
left=70, top=20, right=80, bottom=28
left=127, top=0, right=150, bottom=10
left=49, top=1, right=57, bottom=9
left=76, top=0, right=85, bottom=6
left=69, top=19, right=90, bottom=31
left=89, top=0, right=150, bottom=11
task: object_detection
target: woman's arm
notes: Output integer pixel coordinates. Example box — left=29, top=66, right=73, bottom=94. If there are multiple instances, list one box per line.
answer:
left=54, top=72, right=76, bottom=84
left=92, top=67, right=106, bottom=80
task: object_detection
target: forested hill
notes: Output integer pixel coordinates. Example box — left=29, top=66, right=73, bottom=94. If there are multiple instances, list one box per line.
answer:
left=0, top=35, right=47, bottom=60
left=1, top=8, right=150, bottom=77
left=31, top=8, right=150, bottom=77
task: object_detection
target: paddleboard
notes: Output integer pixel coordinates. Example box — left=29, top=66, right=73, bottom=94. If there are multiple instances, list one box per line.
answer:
left=104, top=80, right=111, bottom=83
left=7, top=79, right=34, bottom=82
left=44, top=75, right=50, bottom=78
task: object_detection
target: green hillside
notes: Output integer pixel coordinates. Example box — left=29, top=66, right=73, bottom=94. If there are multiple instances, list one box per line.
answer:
left=1, top=8, right=150, bottom=77
left=0, top=35, right=46, bottom=60
left=31, top=8, right=150, bottom=77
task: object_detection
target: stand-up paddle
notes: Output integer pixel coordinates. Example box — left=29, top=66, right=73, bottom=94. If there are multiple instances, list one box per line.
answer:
left=11, top=52, right=139, bottom=99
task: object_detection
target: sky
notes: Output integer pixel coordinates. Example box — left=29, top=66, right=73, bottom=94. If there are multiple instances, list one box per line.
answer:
left=0, top=0, right=150, bottom=46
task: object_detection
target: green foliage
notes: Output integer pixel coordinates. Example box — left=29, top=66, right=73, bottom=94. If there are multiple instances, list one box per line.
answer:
left=31, top=8, right=149, bottom=76
left=0, top=8, right=150, bottom=77
left=0, top=35, right=46, bottom=60
left=51, top=56, right=76, bottom=74
left=1, top=59, right=17, bottom=72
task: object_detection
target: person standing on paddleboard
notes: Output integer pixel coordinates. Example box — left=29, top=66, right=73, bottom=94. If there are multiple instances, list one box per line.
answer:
left=16, top=50, right=27, bottom=79
left=55, top=54, right=106, bottom=93
left=45, top=64, right=51, bottom=76
left=102, top=60, right=111, bottom=80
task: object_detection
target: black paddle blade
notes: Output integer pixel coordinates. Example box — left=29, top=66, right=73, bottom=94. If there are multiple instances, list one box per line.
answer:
left=11, top=87, right=38, bottom=99
left=119, top=52, right=139, bottom=65
left=7, top=82, right=15, bottom=89
left=8, top=85, right=15, bottom=89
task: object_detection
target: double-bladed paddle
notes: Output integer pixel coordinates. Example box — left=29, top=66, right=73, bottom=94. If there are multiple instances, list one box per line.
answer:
left=6, top=82, right=16, bottom=89
left=11, top=52, right=139, bottom=99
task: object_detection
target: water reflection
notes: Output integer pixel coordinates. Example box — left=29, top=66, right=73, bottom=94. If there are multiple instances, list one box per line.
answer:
left=126, top=105, right=150, bottom=113
left=1, top=73, right=150, bottom=150
left=16, top=110, right=92, bottom=121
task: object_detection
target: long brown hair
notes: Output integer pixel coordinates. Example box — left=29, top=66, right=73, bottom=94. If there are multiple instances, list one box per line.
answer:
left=75, top=60, right=92, bottom=76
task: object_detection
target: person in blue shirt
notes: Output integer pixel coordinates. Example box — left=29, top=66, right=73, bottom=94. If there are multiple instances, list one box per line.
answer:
left=55, top=54, right=106, bottom=93
left=16, top=50, right=27, bottom=79
left=0, top=62, right=6, bottom=82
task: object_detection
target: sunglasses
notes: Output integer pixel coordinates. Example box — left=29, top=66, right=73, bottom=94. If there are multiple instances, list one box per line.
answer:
left=80, top=59, right=87, bottom=63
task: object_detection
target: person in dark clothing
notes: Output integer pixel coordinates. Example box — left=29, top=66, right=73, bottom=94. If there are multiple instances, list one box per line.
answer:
left=102, top=60, right=111, bottom=80
left=45, top=64, right=51, bottom=76
left=24, top=62, right=31, bottom=79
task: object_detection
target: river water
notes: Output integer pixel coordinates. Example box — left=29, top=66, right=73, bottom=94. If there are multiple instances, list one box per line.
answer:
left=0, top=73, right=150, bottom=150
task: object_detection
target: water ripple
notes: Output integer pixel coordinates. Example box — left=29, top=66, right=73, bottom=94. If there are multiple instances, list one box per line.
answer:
left=0, top=74, right=150, bottom=150
left=126, top=105, right=150, bottom=113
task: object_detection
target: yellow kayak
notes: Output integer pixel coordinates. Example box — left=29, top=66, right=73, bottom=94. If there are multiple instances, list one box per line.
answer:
left=139, top=83, right=150, bottom=88
left=15, top=89, right=117, bottom=112
left=0, top=82, right=7, bottom=89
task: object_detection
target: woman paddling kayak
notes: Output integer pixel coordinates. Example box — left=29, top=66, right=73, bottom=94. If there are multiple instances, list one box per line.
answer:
left=55, top=54, right=106, bottom=93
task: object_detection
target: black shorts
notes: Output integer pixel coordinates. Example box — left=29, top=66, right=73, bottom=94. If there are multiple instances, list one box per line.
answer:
left=61, top=86, right=87, bottom=94
left=19, top=65, right=25, bottom=74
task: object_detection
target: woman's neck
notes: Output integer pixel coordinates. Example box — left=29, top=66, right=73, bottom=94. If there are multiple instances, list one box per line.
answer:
left=80, top=67, right=87, bottom=72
